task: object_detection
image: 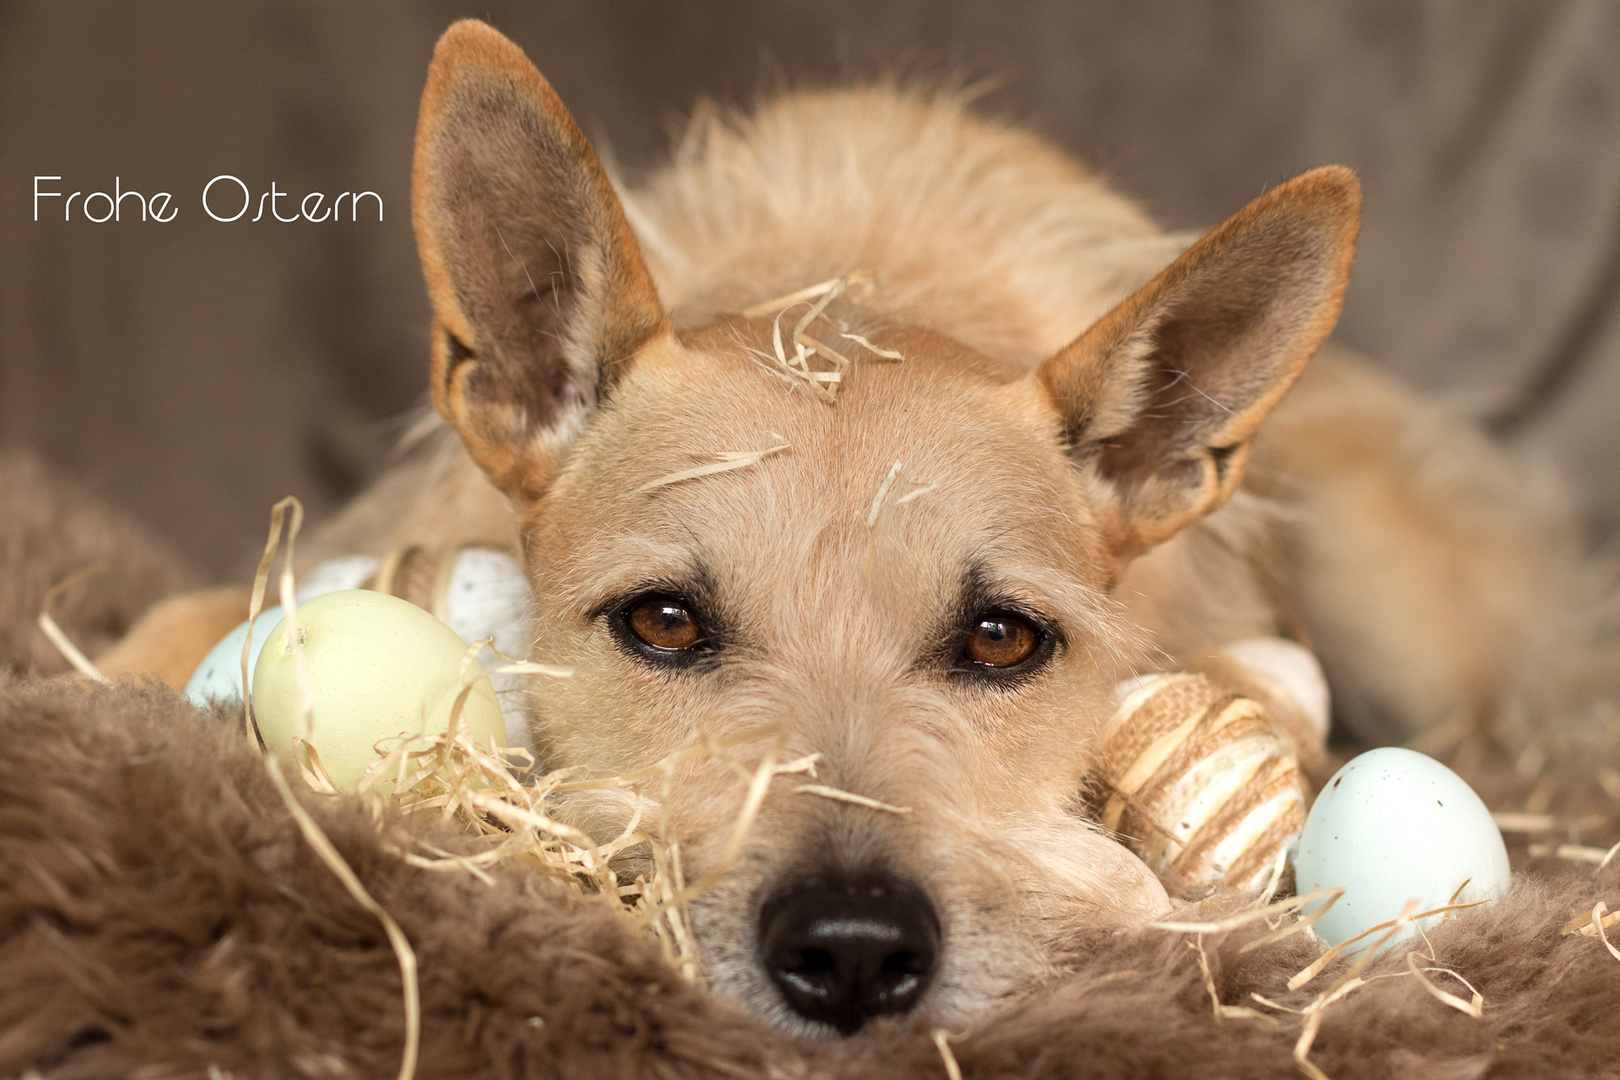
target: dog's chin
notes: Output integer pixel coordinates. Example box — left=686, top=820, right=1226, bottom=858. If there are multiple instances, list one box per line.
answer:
left=996, top=814, right=1174, bottom=926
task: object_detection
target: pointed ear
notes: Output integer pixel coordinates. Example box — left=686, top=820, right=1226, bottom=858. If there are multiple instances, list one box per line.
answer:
left=1036, top=167, right=1361, bottom=562
left=412, top=20, right=668, bottom=500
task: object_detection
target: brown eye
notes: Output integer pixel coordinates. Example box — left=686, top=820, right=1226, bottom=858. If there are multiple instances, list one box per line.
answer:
left=963, top=612, right=1040, bottom=668
left=626, top=595, right=703, bottom=651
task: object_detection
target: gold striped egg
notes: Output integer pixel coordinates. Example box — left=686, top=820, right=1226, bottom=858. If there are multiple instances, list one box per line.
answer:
left=1090, top=673, right=1308, bottom=894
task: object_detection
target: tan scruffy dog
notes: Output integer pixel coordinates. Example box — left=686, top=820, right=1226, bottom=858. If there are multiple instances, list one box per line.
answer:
left=104, top=18, right=1616, bottom=1038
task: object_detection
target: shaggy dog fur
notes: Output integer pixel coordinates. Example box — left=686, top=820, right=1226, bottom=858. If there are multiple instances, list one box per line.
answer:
left=2, top=472, right=1619, bottom=1078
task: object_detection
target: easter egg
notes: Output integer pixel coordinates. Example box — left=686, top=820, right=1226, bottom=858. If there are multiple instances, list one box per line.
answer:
left=1096, top=673, right=1308, bottom=893
left=182, top=554, right=384, bottom=707
left=293, top=553, right=381, bottom=598
left=1216, top=637, right=1330, bottom=744
left=1293, top=747, right=1510, bottom=949
left=431, top=547, right=533, bottom=752
left=251, top=589, right=506, bottom=791
left=183, top=606, right=285, bottom=707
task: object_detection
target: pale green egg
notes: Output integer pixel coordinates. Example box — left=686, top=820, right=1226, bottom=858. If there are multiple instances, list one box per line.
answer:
left=252, top=589, right=506, bottom=792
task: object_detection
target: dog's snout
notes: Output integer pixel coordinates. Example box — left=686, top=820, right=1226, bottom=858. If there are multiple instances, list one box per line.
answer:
left=759, top=878, right=940, bottom=1035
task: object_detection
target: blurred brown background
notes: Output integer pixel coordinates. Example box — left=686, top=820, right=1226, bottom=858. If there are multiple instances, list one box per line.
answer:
left=3, top=1, right=1618, bottom=580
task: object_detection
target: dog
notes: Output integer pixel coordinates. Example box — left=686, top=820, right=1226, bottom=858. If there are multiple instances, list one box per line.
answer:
left=102, top=18, right=1613, bottom=1039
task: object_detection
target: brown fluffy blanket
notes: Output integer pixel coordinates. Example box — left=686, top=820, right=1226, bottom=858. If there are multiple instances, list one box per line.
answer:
left=0, top=452, right=198, bottom=679
left=3, top=456, right=1619, bottom=1080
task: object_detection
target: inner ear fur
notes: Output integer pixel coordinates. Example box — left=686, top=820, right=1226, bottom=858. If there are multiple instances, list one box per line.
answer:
left=413, top=19, right=668, bottom=500
left=1036, top=166, right=1362, bottom=561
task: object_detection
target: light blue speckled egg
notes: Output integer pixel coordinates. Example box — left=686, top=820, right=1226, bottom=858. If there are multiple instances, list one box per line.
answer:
left=1294, top=747, right=1510, bottom=951
left=182, top=607, right=285, bottom=706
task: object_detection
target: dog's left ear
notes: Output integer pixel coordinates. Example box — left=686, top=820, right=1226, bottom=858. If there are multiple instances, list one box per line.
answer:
left=1035, top=167, right=1361, bottom=562
left=413, top=20, right=669, bottom=500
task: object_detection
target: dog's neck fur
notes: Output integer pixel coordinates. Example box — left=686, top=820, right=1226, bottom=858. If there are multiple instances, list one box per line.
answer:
left=626, top=88, right=1192, bottom=369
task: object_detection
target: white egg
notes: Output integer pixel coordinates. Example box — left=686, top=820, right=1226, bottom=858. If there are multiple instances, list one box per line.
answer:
left=434, top=547, right=534, bottom=754
left=295, top=554, right=382, bottom=600
left=252, top=590, right=506, bottom=792
left=183, top=606, right=285, bottom=706
left=1293, top=747, right=1510, bottom=949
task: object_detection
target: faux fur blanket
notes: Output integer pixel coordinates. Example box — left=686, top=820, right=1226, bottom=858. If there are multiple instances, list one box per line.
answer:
left=4, top=452, right=1619, bottom=1080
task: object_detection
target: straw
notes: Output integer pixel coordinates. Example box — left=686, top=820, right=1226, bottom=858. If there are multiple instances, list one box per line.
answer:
left=1591, top=902, right=1620, bottom=964
left=736, top=272, right=874, bottom=319
left=636, top=440, right=789, bottom=494
left=37, top=563, right=111, bottom=682
left=734, top=273, right=889, bottom=403
left=841, top=332, right=904, bottom=361
left=1527, top=841, right=1620, bottom=866
left=265, top=755, right=419, bottom=1080
left=932, top=1029, right=964, bottom=1080
left=242, top=497, right=306, bottom=746
left=794, top=784, right=912, bottom=814
left=1291, top=900, right=1422, bottom=1080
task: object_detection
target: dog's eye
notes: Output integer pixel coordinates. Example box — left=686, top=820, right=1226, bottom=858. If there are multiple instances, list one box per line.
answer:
left=963, top=612, right=1041, bottom=668
left=625, top=594, right=703, bottom=651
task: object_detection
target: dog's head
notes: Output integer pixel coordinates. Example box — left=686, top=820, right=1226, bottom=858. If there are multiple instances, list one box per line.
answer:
left=411, top=21, right=1359, bottom=1036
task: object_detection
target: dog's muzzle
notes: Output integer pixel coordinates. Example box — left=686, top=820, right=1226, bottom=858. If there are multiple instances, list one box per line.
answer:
left=758, top=877, right=940, bottom=1035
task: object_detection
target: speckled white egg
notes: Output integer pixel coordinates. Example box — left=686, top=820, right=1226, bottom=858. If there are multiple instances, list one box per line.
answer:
left=252, top=589, right=506, bottom=792
left=1294, top=747, right=1510, bottom=949
left=432, top=547, right=533, bottom=753
left=183, top=607, right=285, bottom=707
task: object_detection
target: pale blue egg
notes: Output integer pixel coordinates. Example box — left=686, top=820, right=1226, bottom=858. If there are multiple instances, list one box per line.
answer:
left=183, top=607, right=285, bottom=706
left=1294, top=747, right=1510, bottom=951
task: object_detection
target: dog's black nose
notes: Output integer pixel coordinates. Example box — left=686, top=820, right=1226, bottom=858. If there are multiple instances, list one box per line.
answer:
left=759, top=878, right=940, bottom=1035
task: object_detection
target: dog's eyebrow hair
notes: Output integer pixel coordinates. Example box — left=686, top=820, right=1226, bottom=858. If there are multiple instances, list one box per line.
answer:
left=954, top=564, right=1066, bottom=637
left=580, top=561, right=725, bottom=626
left=919, top=562, right=1069, bottom=674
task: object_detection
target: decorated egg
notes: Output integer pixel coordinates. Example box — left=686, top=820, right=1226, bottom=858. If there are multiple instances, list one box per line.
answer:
left=183, top=606, right=285, bottom=707
left=185, top=545, right=535, bottom=750
left=348, top=543, right=533, bottom=751
left=1293, top=747, right=1510, bottom=949
left=251, top=589, right=506, bottom=791
left=1093, top=672, right=1309, bottom=893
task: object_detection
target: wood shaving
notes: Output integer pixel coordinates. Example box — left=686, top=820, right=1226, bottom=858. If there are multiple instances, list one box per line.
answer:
left=866, top=460, right=906, bottom=529
left=266, top=754, right=420, bottom=1080
left=1286, top=898, right=1486, bottom=991
left=635, top=441, right=789, bottom=494
left=1527, top=841, right=1619, bottom=865
left=795, top=784, right=913, bottom=814
left=931, top=1029, right=964, bottom=1080
left=841, top=332, right=905, bottom=361
left=734, top=273, right=898, bottom=402
left=37, top=563, right=111, bottom=682
left=1590, top=902, right=1620, bottom=964
left=1189, top=936, right=1279, bottom=1024
left=1561, top=905, right=1620, bottom=937
left=1159, top=888, right=1495, bottom=1080
left=1491, top=811, right=1558, bottom=832
left=737, top=272, right=874, bottom=320
left=894, top=484, right=937, bottom=506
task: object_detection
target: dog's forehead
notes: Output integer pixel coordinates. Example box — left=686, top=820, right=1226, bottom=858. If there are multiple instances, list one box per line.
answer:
left=534, top=323, right=1108, bottom=611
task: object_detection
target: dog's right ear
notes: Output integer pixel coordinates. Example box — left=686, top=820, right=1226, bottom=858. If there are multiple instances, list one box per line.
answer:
left=413, top=20, right=668, bottom=500
left=1035, top=167, right=1361, bottom=566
